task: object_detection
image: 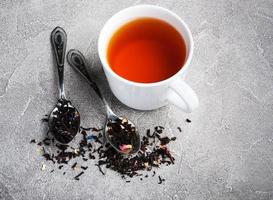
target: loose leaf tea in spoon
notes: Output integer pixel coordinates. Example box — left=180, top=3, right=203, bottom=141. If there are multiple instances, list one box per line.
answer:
left=49, top=99, right=80, bottom=144
left=106, top=117, right=139, bottom=154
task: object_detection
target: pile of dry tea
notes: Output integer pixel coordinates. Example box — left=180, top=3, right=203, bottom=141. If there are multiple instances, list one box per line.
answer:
left=31, top=125, right=180, bottom=183
left=96, top=126, right=176, bottom=181
left=30, top=127, right=103, bottom=180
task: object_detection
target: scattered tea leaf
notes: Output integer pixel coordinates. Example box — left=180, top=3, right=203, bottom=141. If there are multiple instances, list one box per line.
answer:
left=74, top=171, right=84, bottom=180
left=95, top=164, right=105, bottom=175
left=32, top=125, right=176, bottom=183
left=158, top=175, right=165, bottom=184
left=81, top=166, right=88, bottom=170
left=30, top=139, right=36, bottom=143
left=71, top=162, right=77, bottom=169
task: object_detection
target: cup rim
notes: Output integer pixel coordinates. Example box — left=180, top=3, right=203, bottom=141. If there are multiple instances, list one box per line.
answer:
left=98, top=4, right=194, bottom=87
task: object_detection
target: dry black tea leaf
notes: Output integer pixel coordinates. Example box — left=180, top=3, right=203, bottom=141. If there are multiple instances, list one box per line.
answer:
left=71, top=162, right=77, bottom=169
left=42, top=118, right=49, bottom=122
left=152, top=171, right=156, bottom=177
left=74, top=171, right=84, bottom=180
left=95, top=164, right=105, bottom=175
left=158, top=175, right=165, bottom=184
left=81, top=166, right=88, bottom=170
left=43, top=138, right=51, bottom=146
left=155, top=126, right=164, bottom=134
left=43, top=153, right=55, bottom=164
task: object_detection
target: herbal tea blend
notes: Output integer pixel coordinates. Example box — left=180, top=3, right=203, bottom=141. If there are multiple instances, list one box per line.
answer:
left=106, top=117, right=139, bottom=154
left=48, top=99, right=80, bottom=144
left=31, top=123, right=181, bottom=183
left=96, top=126, right=176, bottom=179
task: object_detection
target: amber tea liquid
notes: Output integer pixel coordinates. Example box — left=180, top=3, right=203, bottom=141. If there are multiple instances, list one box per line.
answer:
left=107, top=17, right=187, bottom=83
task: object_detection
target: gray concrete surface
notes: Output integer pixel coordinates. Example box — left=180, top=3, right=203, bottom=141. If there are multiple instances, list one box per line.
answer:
left=0, top=0, right=273, bottom=199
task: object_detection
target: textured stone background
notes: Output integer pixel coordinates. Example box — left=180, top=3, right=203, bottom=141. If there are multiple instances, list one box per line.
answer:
left=0, top=0, right=273, bottom=199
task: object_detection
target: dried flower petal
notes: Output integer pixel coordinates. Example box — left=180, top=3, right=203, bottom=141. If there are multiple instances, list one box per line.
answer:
left=121, top=118, right=128, bottom=124
left=74, top=148, right=80, bottom=155
left=119, top=144, right=133, bottom=152
left=41, top=164, right=46, bottom=171
left=36, top=147, right=45, bottom=155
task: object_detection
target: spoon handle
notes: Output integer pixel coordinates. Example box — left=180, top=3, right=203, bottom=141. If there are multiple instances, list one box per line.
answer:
left=67, top=49, right=104, bottom=100
left=51, top=27, right=67, bottom=99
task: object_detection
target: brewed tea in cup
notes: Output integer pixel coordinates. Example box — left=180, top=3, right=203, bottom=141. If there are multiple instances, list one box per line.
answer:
left=98, top=5, right=199, bottom=112
left=107, top=17, right=187, bottom=83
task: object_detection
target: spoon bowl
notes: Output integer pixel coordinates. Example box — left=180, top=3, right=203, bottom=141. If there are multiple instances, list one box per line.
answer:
left=104, top=115, right=141, bottom=154
left=48, top=99, right=80, bottom=144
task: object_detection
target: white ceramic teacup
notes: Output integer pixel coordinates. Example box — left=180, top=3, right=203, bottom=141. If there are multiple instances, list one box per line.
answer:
left=98, top=5, right=198, bottom=112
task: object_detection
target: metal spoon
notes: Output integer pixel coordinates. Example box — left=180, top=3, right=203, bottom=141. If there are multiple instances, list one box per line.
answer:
left=48, top=27, right=80, bottom=144
left=67, top=49, right=140, bottom=154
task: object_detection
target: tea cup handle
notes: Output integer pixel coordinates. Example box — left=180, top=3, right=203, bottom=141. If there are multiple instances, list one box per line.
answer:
left=167, top=78, right=199, bottom=113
